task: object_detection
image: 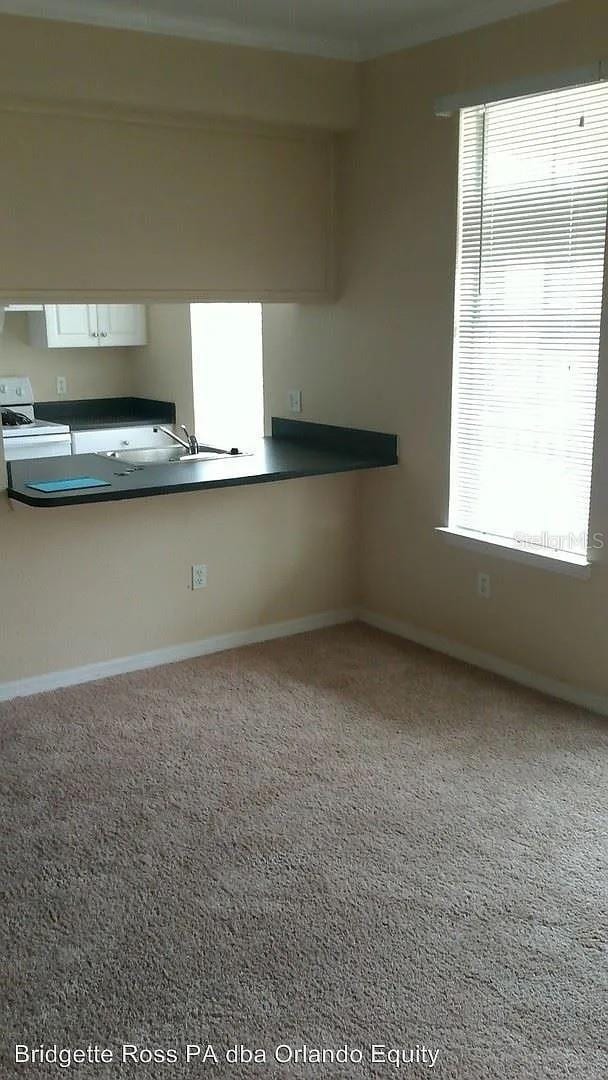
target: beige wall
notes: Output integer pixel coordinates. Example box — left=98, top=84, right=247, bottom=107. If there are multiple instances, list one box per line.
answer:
left=0, top=109, right=335, bottom=302
left=0, top=312, right=133, bottom=401
left=0, top=475, right=356, bottom=682
left=0, top=14, right=358, bottom=131
left=263, top=0, right=608, bottom=698
left=132, top=305, right=195, bottom=431
left=0, top=12, right=349, bottom=305
left=2, top=304, right=201, bottom=422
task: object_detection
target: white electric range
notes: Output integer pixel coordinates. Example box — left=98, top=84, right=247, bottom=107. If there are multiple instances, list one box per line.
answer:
left=0, top=377, right=71, bottom=461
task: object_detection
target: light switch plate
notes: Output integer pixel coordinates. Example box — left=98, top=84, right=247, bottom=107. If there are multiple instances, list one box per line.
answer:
left=56, top=376, right=67, bottom=396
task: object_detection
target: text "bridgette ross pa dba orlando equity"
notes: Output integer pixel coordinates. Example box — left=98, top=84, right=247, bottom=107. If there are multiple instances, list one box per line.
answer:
left=15, top=1042, right=441, bottom=1070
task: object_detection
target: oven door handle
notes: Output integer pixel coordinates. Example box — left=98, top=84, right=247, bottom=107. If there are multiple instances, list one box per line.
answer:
left=3, top=433, right=72, bottom=460
left=3, top=434, right=67, bottom=447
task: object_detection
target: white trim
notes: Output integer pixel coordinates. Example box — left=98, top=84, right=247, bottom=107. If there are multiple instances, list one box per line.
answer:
left=4, top=603, right=605, bottom=718
left=434, top=59, right=606, bottom=116
left=362, top=0, right=570, bottom=60
left=359, top=609, right=608, bottom=716
left=0, top=608, right=355, bottom=702
left=436, top=527, right=592, bottom=579
left=0, top=0, right=573, bottom=61
left=0, top=0, right=360, bottom=60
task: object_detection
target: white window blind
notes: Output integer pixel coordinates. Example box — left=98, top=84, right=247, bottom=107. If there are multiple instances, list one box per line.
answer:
left=449, top=81, right=608, bottom=559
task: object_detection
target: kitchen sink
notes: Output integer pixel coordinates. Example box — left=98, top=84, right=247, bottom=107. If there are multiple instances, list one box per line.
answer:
left=100, top=446, right=246, bottom=466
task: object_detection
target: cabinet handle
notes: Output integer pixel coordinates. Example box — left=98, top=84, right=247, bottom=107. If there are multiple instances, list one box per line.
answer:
left=100, top=331, right=108, bottom=338
left=91, top=331, right=98, bottom=337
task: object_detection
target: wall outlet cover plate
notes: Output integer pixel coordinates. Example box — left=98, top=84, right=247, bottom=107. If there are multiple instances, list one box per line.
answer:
left=288, top=389, right=302, bottom=414
left=192, top=564, right=207, bottom=589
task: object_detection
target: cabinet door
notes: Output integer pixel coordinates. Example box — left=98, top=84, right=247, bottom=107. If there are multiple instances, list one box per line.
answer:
left=44, top=304, right=99, bottom=347
left=96, top=305, right=147, bottom=347
left=71, top=425, right=173, bottom=454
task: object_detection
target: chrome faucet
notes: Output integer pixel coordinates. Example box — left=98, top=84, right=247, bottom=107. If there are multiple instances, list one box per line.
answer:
left=155, top=425, right=200, bottom=456
left=181, top=424, right=200, bottom=455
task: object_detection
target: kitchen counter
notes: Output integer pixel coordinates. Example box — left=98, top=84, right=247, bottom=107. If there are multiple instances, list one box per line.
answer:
left=7, top=418, right=398, bottom=508
left=35, top=396, right=175, bottom=430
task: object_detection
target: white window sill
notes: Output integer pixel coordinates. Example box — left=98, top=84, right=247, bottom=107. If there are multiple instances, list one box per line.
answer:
left=435, top=527, right=591, bottom=579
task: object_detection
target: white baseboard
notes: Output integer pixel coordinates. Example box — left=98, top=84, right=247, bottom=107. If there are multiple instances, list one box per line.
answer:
left=359, top=609, right=608, bottom=717
left=4, top=605, right=605, bottom=716
left=0, top=608, right=355, bottom=702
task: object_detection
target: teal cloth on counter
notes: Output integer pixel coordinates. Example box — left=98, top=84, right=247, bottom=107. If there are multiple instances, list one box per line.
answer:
left=26, top=477, right=111, bottom=493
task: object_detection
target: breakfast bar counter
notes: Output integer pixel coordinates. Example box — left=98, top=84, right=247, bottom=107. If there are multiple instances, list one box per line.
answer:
left=6, top=418, right=398, bottom=508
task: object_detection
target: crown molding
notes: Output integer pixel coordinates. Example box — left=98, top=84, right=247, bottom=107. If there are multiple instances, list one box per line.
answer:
left=0, top=0, right=361, bottom=61
left=359, top=0, right=567, bottom=59
left=0, top=0, right=567, bottom=62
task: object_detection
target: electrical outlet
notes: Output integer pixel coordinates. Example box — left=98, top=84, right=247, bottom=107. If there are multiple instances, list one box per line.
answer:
left=191, top=564, right=207, bottom=590
left=56, top=376, right=67, bottom=396
left=288, top=389, right=303, bottom=414
left=477, top=572, right=491, bottom=599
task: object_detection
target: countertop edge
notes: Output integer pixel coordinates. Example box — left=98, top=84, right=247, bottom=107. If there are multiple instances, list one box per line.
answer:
left=8, top=459, right=394, bottom=508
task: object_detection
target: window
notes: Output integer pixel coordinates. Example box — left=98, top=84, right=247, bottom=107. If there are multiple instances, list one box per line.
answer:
left=448, top=81, right=608, bottom=563
left=190, top=303, right=264, bottom=449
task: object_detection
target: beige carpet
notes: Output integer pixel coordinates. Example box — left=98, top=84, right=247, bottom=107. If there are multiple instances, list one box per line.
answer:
left=1, top=622, right=607, bottom=1079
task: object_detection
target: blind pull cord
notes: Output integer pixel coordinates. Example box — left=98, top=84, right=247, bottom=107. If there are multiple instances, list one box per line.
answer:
left=478, top=107, right=487, bottom=297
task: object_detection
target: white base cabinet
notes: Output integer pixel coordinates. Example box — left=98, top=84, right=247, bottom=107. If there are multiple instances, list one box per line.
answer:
left=71, top=424, right=173, bottom=455
left=29, top=304, right=147, bottom=348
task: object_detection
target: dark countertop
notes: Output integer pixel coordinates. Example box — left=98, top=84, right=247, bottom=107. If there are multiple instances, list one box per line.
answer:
left=7, top=418, right=398, bottom=508
left=36, top=396, right=175, bottom=430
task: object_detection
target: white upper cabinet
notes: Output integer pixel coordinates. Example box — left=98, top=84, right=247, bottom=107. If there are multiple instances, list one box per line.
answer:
left=96, top=304, right=147, bottom=347
left=42, top=304, right=98, bottom=347
left=29, top=304, right=147, bottom=348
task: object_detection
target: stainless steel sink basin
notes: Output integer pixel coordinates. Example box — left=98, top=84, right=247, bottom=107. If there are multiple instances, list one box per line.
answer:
left=102, top=447, right=186, bottom=465
left=100, top=446, right=247, bottom=466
